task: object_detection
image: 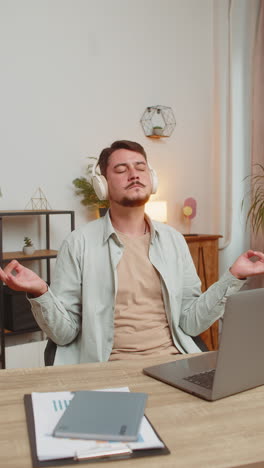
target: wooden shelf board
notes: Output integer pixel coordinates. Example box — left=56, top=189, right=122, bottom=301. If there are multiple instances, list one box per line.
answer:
left=0, top=210, right=74, bottom=216
left=2, top=327, right=40, bottom=335
left=184, top=234, right=222, bottom=243
left=147, top=134, right=169, bottom=139
left=2, top=249, right=58, bottom=261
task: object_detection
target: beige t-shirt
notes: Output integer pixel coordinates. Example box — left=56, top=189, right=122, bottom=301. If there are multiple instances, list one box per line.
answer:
left=109, top=231, right=179, bottom=360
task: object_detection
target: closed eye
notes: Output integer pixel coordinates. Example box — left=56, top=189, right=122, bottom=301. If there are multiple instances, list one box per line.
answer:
left=115, top=166, right=126, bottom=173
left=114, top=161, right=147, bottom=173
left=135, top=163, right=146, bottom=171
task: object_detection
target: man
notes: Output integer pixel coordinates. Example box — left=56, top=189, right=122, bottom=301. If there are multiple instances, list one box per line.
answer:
left=0, top=140, right=264, bottom=366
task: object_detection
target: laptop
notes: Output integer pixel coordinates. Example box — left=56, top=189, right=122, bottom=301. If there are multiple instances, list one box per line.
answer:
left=143, top=288, right=264, bottom=401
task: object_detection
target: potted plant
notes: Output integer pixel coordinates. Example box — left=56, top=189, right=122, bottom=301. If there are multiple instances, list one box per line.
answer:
left=72, top=157, right=109, bottom=216
left=23, top=237, right=35, bottom=255
left=152, top=126, right=164, bottom=136
left=243, top=163, right=264, bottom=235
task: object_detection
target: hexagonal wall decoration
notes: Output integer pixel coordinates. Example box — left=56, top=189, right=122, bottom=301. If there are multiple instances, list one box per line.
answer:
left=140, top=105, right=176, bottom=138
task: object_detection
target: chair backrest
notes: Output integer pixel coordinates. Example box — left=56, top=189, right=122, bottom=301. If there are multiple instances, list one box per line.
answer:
left=44, top=339, right=57, bottom=366
left=191, top=335, right=209, bottom=352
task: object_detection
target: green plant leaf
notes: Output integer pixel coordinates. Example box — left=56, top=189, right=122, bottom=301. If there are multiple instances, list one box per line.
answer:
left=72, top=175, right=109, bottom=209
left=243, top=164, right=264, bottom=234
left=24, top=236, right=33, bottom=246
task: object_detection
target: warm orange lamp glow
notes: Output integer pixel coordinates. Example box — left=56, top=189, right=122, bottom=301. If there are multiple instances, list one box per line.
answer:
left=145, top=201, right=167, bottom=223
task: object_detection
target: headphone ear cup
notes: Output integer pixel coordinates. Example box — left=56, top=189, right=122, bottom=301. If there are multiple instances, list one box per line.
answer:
left=92, top=175, right=108, bottom=200
left=150, top=168, right=158, bottom=194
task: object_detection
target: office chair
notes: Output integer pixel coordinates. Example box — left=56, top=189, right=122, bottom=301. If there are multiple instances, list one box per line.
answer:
left=192, top=335, right=209, bottom=352
left=44, top=339, right=57, bottom=366
left=44, top=335, right=209, bottom=366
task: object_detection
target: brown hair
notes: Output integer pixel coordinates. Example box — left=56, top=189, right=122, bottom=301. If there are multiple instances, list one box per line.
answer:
left=98, top=140, right=147, bottom=177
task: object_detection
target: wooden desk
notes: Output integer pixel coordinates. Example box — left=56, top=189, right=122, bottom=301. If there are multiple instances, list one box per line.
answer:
left=185, top=235, right=222, bottom=351
left=1, top=356, right=264, bottom=468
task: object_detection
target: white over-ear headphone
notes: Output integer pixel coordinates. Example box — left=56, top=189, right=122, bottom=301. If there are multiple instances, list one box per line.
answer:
left=91, top=159, right=158, bottom=201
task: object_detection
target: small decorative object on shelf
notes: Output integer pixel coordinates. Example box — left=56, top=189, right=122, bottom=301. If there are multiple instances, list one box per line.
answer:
left=25, top=187, right=52, bottom=210
left=152, top=126, right=163, bottom=136
left=23, top=236, right=35, bottom=255
left=140, top=105, right=176, bottom=138
left=183, top=197, right=197, bottom=235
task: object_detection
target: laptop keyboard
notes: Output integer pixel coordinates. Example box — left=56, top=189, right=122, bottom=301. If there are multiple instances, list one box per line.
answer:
left=183, top=369, right=216, bottom=390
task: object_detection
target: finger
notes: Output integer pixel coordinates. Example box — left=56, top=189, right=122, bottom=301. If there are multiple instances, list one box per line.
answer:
left=5, top=273, right=27, bottom=291
left=0, top=267, right=7, bottom=282
left=13, top=263, right=25, bottom=273
left=246, top=250, right=257, bottom=259
left=3, top=259, right=20, bottom=275
left=252, top=251, right=264, bottom=261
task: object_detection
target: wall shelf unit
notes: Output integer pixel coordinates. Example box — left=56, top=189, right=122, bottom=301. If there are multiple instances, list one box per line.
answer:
left=0, top=210, right=75, bottom=369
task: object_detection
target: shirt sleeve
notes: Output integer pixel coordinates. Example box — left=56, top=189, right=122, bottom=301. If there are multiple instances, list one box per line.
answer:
left=28, top=236, right=82, bottom=345
left=178, top=238, right=247, bottom=336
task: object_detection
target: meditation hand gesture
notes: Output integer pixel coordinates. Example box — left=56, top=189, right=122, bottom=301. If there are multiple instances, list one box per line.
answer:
left=0, top=260, right=48, bottom=297
left=230, top=250, right=264, bottom=280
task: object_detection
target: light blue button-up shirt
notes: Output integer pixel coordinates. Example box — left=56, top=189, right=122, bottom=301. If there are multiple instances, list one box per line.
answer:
left=29, top=212, right=245, bottom=365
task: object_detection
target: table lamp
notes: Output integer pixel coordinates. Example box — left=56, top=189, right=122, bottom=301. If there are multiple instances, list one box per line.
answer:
left=145, top=201, right=167, bottom=223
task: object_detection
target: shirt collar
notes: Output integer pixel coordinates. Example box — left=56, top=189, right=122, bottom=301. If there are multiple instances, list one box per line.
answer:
left=144, top=213, right=159, bottom=244
left=102, top=209, right=159, bottom=245
left=102, top=210, right=116, bottom=244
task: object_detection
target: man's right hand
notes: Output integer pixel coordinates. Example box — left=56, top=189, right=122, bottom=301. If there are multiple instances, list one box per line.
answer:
left=0, top=260, right=48, bottom=297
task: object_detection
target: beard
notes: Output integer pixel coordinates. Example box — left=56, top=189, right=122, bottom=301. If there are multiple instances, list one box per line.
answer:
left=118, top=194, right=150, bottom=207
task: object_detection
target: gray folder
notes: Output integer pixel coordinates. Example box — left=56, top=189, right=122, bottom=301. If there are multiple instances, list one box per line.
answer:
left=53, top=390, right=148, bottom=441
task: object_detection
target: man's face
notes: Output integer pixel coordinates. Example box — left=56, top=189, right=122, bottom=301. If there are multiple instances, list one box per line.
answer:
left=106, top=149, right=152, bottom=207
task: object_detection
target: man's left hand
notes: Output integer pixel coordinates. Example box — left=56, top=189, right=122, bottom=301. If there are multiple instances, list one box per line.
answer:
left=230, top=250, right=264, bottom=279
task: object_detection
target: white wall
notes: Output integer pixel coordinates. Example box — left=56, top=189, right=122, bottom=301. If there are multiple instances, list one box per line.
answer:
left=218, top=0, right=259, bottom=272
left=0, top=0, right=214, bottom=244
left=0, top=0, right=258, bottom=271
left=5, top=338, right=46, bottom=368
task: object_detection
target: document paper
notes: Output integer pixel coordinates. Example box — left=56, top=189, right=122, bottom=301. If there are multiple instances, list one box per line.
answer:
left=31, top=386, right=164, bottom=461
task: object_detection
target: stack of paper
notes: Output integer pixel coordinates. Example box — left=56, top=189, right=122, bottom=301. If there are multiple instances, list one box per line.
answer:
left=27, top=387, right=167, bottom=462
